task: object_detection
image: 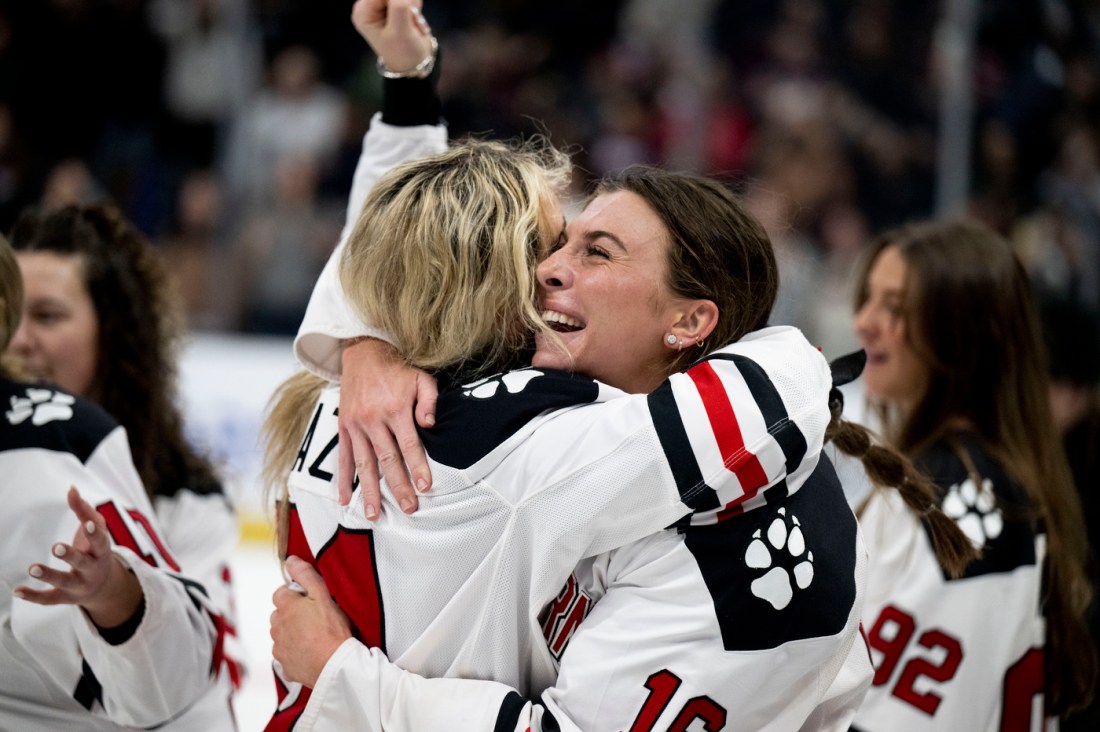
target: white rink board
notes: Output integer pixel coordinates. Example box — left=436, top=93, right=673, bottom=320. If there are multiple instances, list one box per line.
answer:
left=178, top=331, right=299, bottom=524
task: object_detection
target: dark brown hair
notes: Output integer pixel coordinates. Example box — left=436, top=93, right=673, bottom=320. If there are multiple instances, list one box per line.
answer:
left=9, top=203, right=221, bottom=499
left=593, top=167, right=778, bottom=372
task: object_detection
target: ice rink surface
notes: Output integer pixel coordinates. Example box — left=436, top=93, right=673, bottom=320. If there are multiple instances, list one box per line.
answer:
left=229, top=539, right=285, bottom=732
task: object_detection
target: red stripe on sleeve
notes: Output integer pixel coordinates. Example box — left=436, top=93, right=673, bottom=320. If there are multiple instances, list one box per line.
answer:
left=687, top=362, right=768, bottom=492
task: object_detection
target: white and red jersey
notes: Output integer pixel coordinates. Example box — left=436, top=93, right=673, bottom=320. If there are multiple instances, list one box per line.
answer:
left=290, top=454, right=870, bottom=732
left=267, top=333, right=866, bottom=730
left=0, top=379, right=231, bottom=731
left=830, top=435, right=1051, bottom=732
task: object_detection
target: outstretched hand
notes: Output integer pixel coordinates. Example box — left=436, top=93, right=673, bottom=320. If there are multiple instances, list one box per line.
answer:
left=351, top=0, right=433, bottom=74
left=270, top=556, right=354, bottom=688
left=338, top=337, right=437, bottom=518
left=14, top=486, right=143, bottom=629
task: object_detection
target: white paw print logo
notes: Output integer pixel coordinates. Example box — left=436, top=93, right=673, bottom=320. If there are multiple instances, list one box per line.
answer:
left=462, top=369, right=544, bottom=399
left=6, top=388, right=76, bottom=426
left=941, top=477, right=1002, bottom=548
left=745, top=508, right=814, bottom=610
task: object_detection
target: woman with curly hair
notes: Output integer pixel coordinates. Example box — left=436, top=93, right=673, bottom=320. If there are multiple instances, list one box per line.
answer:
left=5, top=203, right=241, bottom=728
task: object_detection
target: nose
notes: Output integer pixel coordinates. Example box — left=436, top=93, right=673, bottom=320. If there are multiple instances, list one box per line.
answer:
left=7, top=315, right=32, bottom=356
left=536, top=247, right=572, bottom=290
left=852, top=302, right=875, bottom=343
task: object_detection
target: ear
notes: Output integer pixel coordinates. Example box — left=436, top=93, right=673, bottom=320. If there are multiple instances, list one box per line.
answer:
left=669, top=299, right=718, bottom=348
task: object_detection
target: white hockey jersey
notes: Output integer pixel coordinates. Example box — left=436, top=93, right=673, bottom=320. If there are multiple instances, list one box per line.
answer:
left=836, top=436, right=1051, bottom=732
left=0, top=378, right=227, bottom=731
left=291, top=453, right=871, bottom=732
left=266, top=330, right=867, bottom=730
left=268, top=116, right=871, bottom=730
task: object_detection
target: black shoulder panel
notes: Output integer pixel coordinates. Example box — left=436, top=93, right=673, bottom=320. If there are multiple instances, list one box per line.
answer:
left=917, top=437, right=1038, bottom=579
left=684, top=455, right=858, bottom=651
left=421, top=368, right=600, bottom=469
left=0, top=379, right=119, bottom=465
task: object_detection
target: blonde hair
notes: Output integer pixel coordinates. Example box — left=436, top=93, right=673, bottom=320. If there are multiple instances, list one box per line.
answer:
left=262, top=138, right=571, bottom=548
left=340, top=137, right=571, bottom=380
left=261, top=369, right=329, bottom=555
left=0, top=235, right=23, bottom=379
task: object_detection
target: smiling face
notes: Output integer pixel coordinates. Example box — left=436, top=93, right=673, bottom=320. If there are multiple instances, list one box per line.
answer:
left=7, top=251, right=99, bottom=395
left=852, top=244, right=929, bottom=412
left=531, top=190, right=698, bottom=394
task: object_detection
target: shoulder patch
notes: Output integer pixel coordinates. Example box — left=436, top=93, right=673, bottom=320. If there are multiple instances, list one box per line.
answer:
left=0, top=379, right=119, bottom=464
left=684, top=455, right=858, bottom=651
left=422, top=368, right=600, bottom=469
left=917, top=439, right=1038, bottom=579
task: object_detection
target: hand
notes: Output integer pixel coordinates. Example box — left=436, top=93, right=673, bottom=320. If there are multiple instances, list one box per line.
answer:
left=351, top=0, right=433, bottom=74
left=338, top=337, right=438, bottom=518
left=14, top=486, right=143, bottom=629
left=270, top=556, right=354, bottom=688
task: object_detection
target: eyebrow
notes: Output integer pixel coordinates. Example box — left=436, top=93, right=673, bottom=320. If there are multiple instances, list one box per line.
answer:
left=584, top=229, right=628, bottom=252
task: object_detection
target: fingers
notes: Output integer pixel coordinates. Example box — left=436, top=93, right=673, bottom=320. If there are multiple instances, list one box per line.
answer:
left=414, top=374, right=438, bottom=429
left=393, top=420, right=431, bottom=496
left=66, top=486, right=109, bottom=557
left=15, top=541, right=101, bottom=606
left=372, top=429, right=418, bottom=514
left=348, top=429, right=382, bottom=520
left=285, top=556, right=328, bottom=598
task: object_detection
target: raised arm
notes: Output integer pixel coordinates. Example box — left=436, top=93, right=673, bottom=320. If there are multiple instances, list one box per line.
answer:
left=293, top=0, right=446, bottom=518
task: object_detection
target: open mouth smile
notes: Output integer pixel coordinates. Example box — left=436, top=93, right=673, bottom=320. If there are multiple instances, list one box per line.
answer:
left=542, top=309, right=584, bottom=333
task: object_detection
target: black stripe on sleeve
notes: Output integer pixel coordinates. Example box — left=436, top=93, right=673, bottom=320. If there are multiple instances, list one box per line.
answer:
left=647, top=382, right=720, bottom=511
left=94, top=597, right=146, bottom=645
left=710, top=354, right=808, bottom=474
left=494, top=692, right=528, bottom=732
left=73, top=659, right=103, bottom=711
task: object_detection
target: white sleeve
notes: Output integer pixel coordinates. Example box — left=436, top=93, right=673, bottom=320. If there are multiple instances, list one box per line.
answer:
left=516, top=327, right=835, bottom=542
left=154, top=489, right=245, bottom=688
left=291, top=640, right=563, bottom=732
left=69, top=548, right=220, bottom=727
left=294, top=114, right=449, bottom=380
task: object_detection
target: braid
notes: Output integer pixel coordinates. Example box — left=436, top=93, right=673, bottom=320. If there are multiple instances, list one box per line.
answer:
left=826, top=399, right=979, bottom=578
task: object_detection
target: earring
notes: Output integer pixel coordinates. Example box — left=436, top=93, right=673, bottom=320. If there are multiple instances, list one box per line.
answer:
left=697, top=338, right=706, bottom=350
left=665, top=334, right=677, bottom=345
left=677, top=338, right=684, bottom=351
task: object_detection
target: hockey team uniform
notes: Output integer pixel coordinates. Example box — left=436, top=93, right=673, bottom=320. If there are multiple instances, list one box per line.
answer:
left=271, top=340, right=866, bottom=731
left=0, top=379, right=229, bottom=731
left=149, top=443, right=243, bottom=728
left=266, top=113, right=872, bottom=730
left=842, top=433, right=1050, bottom=732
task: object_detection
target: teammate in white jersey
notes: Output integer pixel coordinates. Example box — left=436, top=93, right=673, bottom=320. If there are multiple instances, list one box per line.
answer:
left=259, top=3, right=872, bottom=730
left=0, top=236, right=225, bottom=730
left=6, top=201, right=243, bottom=726
left=850, top=218, right=1096, bottom=730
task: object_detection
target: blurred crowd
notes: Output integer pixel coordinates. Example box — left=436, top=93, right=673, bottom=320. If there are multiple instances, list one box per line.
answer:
left=0, top=0, right=1097, bottom=358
